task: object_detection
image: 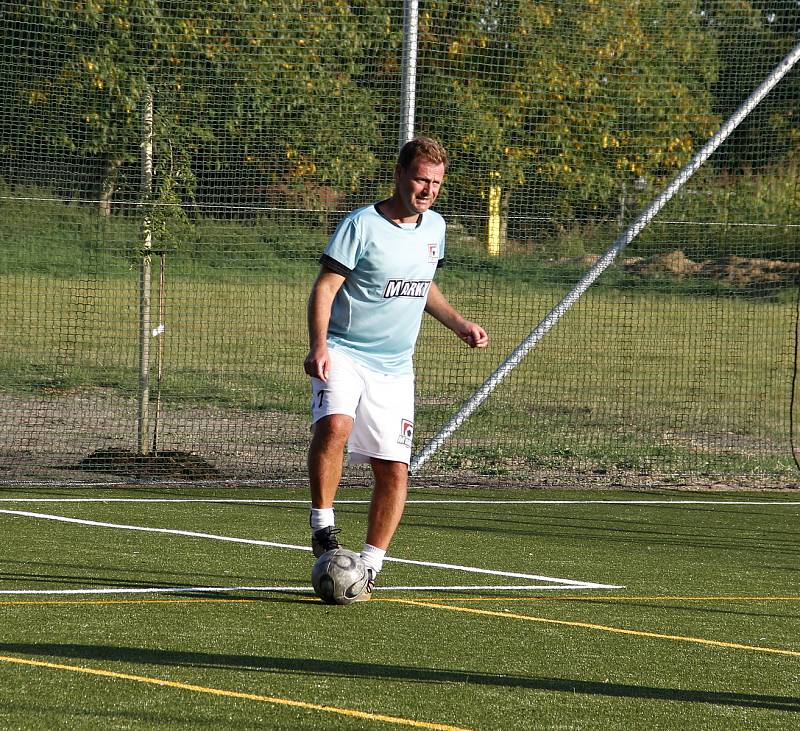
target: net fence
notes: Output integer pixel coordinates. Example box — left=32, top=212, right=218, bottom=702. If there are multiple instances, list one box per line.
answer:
left=1, top=1, right=799, bottom=486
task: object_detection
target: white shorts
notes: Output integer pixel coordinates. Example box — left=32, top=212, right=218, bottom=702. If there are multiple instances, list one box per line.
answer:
left=311, top=348, right=415, bottom=465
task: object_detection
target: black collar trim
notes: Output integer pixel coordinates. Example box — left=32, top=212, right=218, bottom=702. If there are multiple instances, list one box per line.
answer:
left=374, top=201, right=423, bottom=229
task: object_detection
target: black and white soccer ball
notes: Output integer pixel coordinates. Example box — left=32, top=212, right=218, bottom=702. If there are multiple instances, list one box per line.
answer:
left=311, top=548, right=369, bottom=605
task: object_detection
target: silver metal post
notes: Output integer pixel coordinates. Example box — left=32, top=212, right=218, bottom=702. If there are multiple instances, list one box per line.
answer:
left=137, top=88, right=154, bottom=455
left=151, top=251, right=165, bottom=454
left=399, top=0, right=419, bottom=148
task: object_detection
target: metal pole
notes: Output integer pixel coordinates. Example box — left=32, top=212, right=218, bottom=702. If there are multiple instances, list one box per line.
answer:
left=137, top=88, right=154, bottom=455
left=411, top=40, right=800, bottom=474
left=151, top=251, right=165, bottom=454
left=399, top=0, right=419, bottom=148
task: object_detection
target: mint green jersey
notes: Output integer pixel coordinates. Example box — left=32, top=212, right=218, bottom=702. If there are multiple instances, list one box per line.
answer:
left=322, top=202, right=445, bottom=375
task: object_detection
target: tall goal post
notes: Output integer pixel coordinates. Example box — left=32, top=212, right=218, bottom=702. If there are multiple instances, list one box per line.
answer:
left=410, top=39, right=800, bottom=475
left=399, top=0, right=419, bottom=149
left=137, top=87, right=154, bottom=457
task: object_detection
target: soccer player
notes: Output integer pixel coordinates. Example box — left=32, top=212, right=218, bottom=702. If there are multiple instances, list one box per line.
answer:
left=303, top=137, right=488, bottom=600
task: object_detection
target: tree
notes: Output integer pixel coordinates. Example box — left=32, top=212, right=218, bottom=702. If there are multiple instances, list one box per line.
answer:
left=0, top=0, right=384, bottom=215
left=700, top=0, right=800, bottom=172
left=413, top=0, right=719, bottom=247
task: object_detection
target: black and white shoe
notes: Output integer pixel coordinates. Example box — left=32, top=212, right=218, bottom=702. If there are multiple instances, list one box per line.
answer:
left=311, top=526, right=341, bottom=558
left=352, top=569, right=375, bottom=602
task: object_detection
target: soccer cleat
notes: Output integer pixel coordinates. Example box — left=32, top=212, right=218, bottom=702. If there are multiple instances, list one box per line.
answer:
left=351, top=569, right=375, bottom=602
left=311, top=526, right=341, bottom=558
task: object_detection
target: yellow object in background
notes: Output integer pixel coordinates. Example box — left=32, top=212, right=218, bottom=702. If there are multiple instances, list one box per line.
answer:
left=487, top=172, right=501, bottom=256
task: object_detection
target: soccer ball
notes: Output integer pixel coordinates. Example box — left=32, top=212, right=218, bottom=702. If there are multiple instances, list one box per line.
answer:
left=311, top=548, right=369, bottom=605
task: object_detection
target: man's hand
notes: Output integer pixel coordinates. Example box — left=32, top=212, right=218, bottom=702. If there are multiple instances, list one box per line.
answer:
left=304, top=346, right=332, bottom=382
left=457, top=322, right=489, bottom=349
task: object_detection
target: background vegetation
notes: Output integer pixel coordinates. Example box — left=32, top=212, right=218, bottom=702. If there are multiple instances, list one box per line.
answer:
left=1, top=1, right=798, bottom=251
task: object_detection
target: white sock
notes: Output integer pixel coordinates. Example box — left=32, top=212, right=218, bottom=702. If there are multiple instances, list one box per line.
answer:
left=310, top=507, right=335, bottom=532
left=360, top=544, right=386, bottom=577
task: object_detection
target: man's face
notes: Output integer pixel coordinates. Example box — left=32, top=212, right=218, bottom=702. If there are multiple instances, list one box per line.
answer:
left=394, top=158, right=445, bottom=217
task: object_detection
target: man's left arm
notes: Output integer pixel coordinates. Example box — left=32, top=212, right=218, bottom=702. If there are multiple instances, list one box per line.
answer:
left=424, top=282, right=488, bottom=349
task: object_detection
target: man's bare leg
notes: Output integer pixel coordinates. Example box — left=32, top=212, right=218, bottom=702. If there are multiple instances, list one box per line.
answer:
left=354, top=458, right=408, bottom=598
left=365, top=458, right=408, bottom=550
left=308, top=414, right=353, bottom=509
left=308, top=414, right=353, bottom=556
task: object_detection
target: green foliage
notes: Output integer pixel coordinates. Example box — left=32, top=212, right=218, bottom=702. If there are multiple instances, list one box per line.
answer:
left=418, top=0, right=719, bottom=228
left=174, top=216, right=326, bottom=277
left=1, top=0, right=383, bottom=209
left=0, top=184, right=135, bottom=277
left=2, top=0, right=798, bottom=234
left=0, top=204, right=325, bottom=281
left=3, top=188, right=794, bottom=304
left=701, top=0, right=800, bottom=171
left=635, top=162, right=800, bottom=260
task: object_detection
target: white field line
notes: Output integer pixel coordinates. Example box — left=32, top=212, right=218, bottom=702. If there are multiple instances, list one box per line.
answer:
left=0, top=508, right=311, bottom=551
left=0, top=498, right=798, bottom=506
left=385, top=556, right=614, bottom=587
left=0, top=509, right=621, bottom=590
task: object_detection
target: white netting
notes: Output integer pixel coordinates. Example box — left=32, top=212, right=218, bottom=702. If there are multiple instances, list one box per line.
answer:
left=1, top=1, right=798, bottom=485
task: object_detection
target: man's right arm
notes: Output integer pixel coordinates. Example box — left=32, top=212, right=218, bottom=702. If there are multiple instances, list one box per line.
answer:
left=304, top=267, right=346, bottom=382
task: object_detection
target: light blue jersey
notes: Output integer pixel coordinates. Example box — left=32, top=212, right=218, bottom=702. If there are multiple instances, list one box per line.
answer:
left=322, top=202, right=445, bottom=375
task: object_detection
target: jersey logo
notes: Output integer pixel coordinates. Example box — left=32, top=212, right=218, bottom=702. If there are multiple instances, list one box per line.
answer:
left=383, top=279, right=432, bottom=298
left=428, top=244, right=439, bottom=263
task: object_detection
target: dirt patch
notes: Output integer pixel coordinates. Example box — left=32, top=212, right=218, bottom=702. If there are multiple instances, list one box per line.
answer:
left=623, top=250, right=702, bottom=277
left=75, top=449, right=221, bottom=480
left=555, top=250, right=800, bottom=288
left=697, top=255, right=800, bottom=287
left=622, top=250, right=800, bottom=287
left=0, top=389, right=310, bottom=482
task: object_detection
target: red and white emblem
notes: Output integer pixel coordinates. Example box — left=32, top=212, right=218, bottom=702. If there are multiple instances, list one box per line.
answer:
left=398, top=418, right=414, bottom=447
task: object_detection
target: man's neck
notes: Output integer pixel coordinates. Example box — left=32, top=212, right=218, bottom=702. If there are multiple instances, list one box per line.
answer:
left=377, top=197, right=420, bottom=225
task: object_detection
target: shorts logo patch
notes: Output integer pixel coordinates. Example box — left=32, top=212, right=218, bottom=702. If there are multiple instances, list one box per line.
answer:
left=398, top=418, right=414, bottom=447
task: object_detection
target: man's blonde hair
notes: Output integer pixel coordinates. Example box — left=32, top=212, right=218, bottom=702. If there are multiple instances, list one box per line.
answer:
left=397, top=136, right=448, bottom=171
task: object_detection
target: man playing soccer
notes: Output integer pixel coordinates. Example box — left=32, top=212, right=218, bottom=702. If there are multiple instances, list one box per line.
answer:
left=303, top=136, right=488, bottom=600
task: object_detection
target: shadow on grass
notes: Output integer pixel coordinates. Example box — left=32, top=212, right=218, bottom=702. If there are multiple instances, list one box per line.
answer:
left=403, top=509, right=800, bottom=558
left=0, top=643, right=797, bottom=712
left=0, top=560, right=294, bottom=589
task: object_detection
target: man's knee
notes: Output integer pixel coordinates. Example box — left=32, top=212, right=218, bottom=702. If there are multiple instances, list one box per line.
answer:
left=371, top=458, right=409, bottom=488
left=312, top=414, right=353, bottom=449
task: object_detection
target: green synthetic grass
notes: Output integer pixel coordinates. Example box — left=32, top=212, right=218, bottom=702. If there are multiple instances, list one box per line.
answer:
left=0, top=486, right=798, bottom=729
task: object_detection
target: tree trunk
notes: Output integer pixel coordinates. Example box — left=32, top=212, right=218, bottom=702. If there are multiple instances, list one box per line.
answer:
left=99, top=157, right=122, bottom=216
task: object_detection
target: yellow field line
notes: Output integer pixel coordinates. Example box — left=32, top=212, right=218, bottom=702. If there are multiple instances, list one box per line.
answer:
left=0, top=653, right=473, bottom=731
left=432, top=595, right=800, bottom=603
left=390, top=599, right=800, bottom=658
